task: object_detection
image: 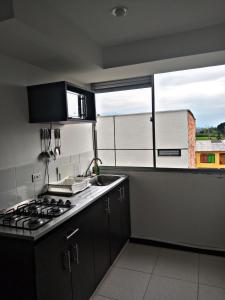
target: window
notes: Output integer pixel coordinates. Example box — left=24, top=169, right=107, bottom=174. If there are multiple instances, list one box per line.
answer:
left=93, top=64, right=225, bottom=170
left=94, top=82, right=153, bottom=167
left=219, top=153, right=225, bottom=165
left=158, top=149, right=181, bottom=157
left=200, top=153, right=215, bottom=163
left=155, top=64, right=225, bottom=169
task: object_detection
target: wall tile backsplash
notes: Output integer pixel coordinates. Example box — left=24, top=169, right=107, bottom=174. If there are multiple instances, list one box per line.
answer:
left=0, top=150, right=93, bottom=210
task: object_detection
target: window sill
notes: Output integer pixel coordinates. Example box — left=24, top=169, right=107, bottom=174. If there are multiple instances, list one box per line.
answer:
left=100, top=165, right=225, bottom=174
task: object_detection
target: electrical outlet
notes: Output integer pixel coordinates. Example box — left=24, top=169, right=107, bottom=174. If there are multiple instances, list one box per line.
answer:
left=32, top=173, right=42, bottom=182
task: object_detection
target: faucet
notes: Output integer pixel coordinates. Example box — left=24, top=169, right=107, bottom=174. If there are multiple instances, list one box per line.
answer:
left=84, top=157, right=102, bottom=177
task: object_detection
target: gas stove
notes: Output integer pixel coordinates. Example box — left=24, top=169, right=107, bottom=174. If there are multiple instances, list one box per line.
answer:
left=0, top=197, right=73, bottom=231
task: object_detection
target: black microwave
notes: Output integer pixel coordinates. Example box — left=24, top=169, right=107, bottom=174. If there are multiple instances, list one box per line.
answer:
left=27, top=81, right=96, bottom=124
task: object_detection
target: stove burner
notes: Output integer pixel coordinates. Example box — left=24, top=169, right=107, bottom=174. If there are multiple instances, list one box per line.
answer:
left=49, top=206, right=64, bottom=216
left=0, top=197, right=73, bottom=231
left=28, top=204, right=39, bottom=213
left=4, top=214, right=21, bottom=222
left=27, top=218, right=44, bottom=228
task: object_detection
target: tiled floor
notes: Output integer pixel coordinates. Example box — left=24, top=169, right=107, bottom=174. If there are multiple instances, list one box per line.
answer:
left=90, top=242, right=225, bottom=300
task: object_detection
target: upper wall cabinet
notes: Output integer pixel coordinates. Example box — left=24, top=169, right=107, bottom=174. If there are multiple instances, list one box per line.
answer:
left=27, top=81, right=96, bottom=124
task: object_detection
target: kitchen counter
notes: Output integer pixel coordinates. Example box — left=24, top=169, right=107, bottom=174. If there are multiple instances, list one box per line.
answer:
left=0, top=175, right=127, bottom=241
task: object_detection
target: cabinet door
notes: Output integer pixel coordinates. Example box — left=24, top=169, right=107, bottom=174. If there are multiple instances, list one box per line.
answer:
left=70, top=209, right=95, bottom=300
left=92, top=196, right=111, bottom=286
left=120, top=181, right=131, bottom=246
left=35, top=224, right=73, bottom=300
left=108, top=187, right=123, bottom=263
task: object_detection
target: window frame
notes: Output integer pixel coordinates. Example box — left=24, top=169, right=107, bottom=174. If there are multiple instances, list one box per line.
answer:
left=92, top=75, right=225, bottom=174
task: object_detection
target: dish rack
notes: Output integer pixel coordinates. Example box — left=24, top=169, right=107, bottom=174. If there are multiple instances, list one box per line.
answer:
left=47, top=176, right=90, bottom=195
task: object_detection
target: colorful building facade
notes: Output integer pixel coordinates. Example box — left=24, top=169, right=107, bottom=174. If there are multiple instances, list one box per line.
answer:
left=196, top=140, right=225, bottom=168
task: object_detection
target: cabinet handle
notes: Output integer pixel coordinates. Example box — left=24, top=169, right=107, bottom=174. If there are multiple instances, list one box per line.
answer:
left=71, top=243, right=79, bottom=265
left=119, top=188, right=123, bottom=202
left=122, top=186, right=125, bottom=200
left=66, top=228, right=79, bottom=240
left=75, top=243, right=79, bottom=265
left=105, top=197, right=110, bottom=214
left=67, top=250, right=72, bottom=272
left=71, top=245, right=76, bottom=262
left=63, top=250, right=72, bottom=273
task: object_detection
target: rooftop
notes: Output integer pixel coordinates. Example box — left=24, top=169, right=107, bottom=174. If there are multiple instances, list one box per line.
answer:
left=97, top=109, right=195, bottom=118
left=196, top=140, right=225, bottom=152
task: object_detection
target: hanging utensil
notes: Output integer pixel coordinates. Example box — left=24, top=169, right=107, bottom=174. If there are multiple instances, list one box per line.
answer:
left=54, top=128, right=61, bottom=156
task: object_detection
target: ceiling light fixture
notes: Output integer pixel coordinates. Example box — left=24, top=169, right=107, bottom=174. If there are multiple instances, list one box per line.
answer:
left=111, top=6, right=128, bottom=17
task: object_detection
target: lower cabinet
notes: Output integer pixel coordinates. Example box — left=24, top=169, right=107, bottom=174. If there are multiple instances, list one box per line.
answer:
left=0, top=178, right=130, bottom=300
left=91, top=195, right=111, bottom=286
left=70, top=209, right=95, bottom=300
left=35, top=221, right=73, bottom=300
left=108, top=187, right=123, bottom=262
left=120, top=180, right=131, bottom=246
left=35, top=207, right=95, bottom=300
left=107, top=181, right=131, bottom=263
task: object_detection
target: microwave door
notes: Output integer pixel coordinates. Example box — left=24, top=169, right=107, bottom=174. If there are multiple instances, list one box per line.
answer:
left=67, top=91, right=80, bottom=119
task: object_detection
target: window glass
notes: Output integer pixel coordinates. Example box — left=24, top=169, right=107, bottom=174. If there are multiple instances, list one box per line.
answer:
left=96, top=117, right=114, bottom=149
left=95, top=88, right=153, bottom=167
left=115, top=114, right=152, bottom=149
left=116, top=150, right=154, bottom=167
left=155, top=64, right=225, bottom=169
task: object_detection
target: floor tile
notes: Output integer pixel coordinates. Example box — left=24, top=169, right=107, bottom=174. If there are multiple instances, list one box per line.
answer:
left=115, top=243, right=159, bottom=273
left=199, top=254, right=225, bottom=288
left=199, top=284, right=225, bottom=300
left=97, top=267, right=150, bottom=300
left=153, top=248, right=198, bottom=282
left=144, top=275, right=197, bottom=300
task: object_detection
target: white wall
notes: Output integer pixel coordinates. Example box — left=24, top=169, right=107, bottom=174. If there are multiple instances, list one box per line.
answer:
left=156, top=150, right=189, bottom=168
left=103, top=167, right=225, bottom=251
left=0, top=53, right=93, bottom=209
left=155, top=110, right=188, bottom=149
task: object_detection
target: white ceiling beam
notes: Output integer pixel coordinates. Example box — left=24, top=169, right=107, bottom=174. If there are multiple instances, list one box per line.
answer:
left=103, top=23, right=225, bottom=69
left=0, top=0, right=103, bottom=74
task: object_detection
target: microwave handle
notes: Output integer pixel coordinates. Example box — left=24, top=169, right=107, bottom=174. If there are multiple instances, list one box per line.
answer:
left=81, top=96, right=87, bottom=119
left=84, top=97, right=87, bottom=118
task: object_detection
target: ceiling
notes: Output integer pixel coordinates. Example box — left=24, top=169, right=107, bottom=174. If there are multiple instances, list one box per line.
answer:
left=47, top=0, right=225, bottom=46
left=0, top=0, right=225, bottom=85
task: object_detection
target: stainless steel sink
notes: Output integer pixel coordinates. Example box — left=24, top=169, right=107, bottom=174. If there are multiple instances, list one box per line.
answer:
left=89, top=175, right=121, bottom=186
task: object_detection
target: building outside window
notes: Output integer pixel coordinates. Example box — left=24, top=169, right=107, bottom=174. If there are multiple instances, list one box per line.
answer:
left=196, top=140, right=225, bottom=168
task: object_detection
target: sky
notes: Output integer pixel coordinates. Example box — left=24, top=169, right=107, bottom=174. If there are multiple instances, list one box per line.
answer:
left=95, top=64, right=225, bottom=128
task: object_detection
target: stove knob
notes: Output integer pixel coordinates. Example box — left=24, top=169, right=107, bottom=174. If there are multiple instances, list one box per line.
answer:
left=65, top=200, right=71, bottom=207
left=51, top=198, right=56, bottom=205
left=57, top=199, right=64, bottom=206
